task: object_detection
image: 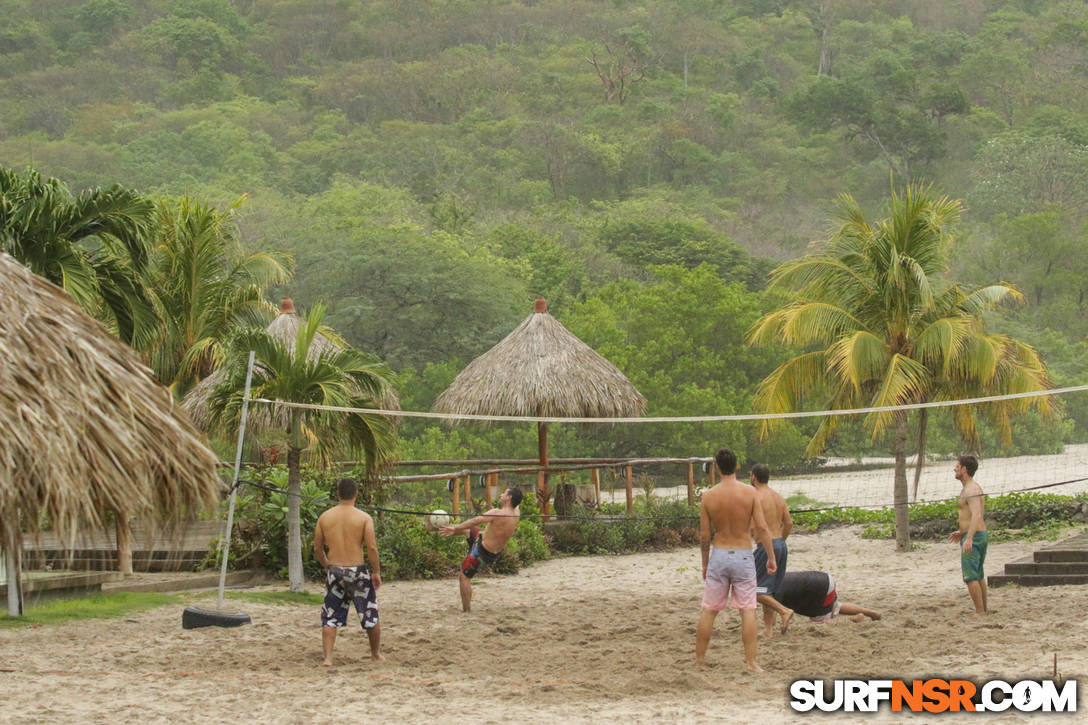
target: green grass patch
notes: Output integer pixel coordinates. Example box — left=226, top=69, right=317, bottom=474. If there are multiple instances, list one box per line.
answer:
left=0, top=592, right=179, bottom=628
left=216, top=591, right=323, bottom=606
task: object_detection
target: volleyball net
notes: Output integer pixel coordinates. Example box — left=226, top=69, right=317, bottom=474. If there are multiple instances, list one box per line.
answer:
left=242, top=383, right=1088, bottom=516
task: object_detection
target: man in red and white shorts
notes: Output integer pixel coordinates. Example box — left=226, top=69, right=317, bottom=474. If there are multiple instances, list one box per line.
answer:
left=439, top=487, right=522, bottom=612
left=696, top=449, right=777, bottom=671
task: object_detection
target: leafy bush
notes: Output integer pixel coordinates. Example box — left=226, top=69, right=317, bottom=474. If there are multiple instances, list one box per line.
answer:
left=799, top=492, right=1088, bottom=540
left=202, top=465, right=334, bottom=578
left=549, top=499, right=699, bottom=555
left=214, top=472, right=553, bottom=581
left=508, top=491, right=551, bottom=566
left=375, top=491, right=550, bottom=579
left=376, top=511, right=464, bottom=580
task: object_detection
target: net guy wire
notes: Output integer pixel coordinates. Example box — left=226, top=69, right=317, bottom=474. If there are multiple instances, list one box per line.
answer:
left=231, top=475, right=1088, bottom=522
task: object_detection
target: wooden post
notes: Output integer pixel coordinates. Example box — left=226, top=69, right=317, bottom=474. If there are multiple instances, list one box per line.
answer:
left=538, top=421, right=550, bottom=521
left=452, top=478, right=460, bottom=516
left=591, top=468, right=600, bottom=507
left=464, top=474, right=471, bottom=507
left=625, top=465, right=633, bottom=514
left=687, top=462, right=695, bottom=506
left=115, top=509, right=133, bottom=576
left=5, top=529, right=22, bottom=617
left=485, top=473, right=494, bottom=506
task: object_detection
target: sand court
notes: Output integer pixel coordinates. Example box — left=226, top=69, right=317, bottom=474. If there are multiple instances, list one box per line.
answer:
left=2, top=526, right=1086, bottom=723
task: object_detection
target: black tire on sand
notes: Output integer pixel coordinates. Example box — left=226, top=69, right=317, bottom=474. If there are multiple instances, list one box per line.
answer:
left=182, top=606, right=251, bottom=629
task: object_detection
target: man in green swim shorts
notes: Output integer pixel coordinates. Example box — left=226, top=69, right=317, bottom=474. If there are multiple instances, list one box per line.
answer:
left=949, top=455, right=988, bottom=614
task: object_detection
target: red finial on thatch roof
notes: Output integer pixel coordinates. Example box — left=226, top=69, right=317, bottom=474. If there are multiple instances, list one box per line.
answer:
left=281, top=297, right=295, bottom=314
left=534, top=297, right=547, bottom=313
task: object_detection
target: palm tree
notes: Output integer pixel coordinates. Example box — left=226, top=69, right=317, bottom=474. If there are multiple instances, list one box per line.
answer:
left=748, top=183, right=1054, bottom=551
left=0, top=166, right=155, bottom=344
left=140, top=195, right=291, bottom=395
left=206, top=303, right=397, bottom=591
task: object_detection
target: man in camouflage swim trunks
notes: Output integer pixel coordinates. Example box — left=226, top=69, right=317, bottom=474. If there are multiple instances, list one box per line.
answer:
left=313, top=478, right=383, bottom=665
left=439, top=487, right=522, bottom=612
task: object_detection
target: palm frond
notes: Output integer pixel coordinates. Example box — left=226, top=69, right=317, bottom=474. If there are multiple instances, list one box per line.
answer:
left=825, top=330, right=888, bottom=393
left=865, top=354, right=932, bottom=437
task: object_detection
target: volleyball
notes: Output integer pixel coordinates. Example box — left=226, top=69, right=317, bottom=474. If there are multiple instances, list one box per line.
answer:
left=426, top=510, right=450, bottom=530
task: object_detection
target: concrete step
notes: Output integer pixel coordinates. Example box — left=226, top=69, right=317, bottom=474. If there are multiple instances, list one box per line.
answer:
left=1034, top=549, right=1088, bottom=563
left=989, top=573, right=1088, bottom=588
left=26, top=550, right=208, bottom=561
left=23, top=519, right=225, bottom=551
left=22, top=552, right=207, bottom=573
left=1005, top=559, right=1088, bottom=575
left=102, top=570, right=258, bottom=594
left=26, top=562, right=204, bottom=573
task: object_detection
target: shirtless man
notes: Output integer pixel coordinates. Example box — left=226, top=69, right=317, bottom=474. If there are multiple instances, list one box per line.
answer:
left=773, top=570, right=881, bottom=624
left=439, top=487, right=522, bottom=612
left=949, top=455, right=988, bottom=614
left=750, top=464, right=794, bottom=637
left=696, top=448, right=777, bottom=671
left=313, top=477, right=383, bottom=665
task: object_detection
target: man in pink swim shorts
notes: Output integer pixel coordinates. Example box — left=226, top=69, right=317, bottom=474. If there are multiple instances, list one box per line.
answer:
left=695, top=448, right=777, bottom=671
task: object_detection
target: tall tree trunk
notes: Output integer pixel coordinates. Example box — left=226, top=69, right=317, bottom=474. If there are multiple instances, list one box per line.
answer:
left=817, top=25, right=831, bottom=76
left=912, top=409, right=928, bottom=502
left=115, top=509, right=134, bottom=576
left=286, top=446, right=304, bottom=592
left=893, top=410, right=911, bottom=552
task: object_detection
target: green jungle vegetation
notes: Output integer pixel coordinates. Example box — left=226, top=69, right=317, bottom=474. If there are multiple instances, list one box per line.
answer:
left=4, top=0, right=1088, bottom=492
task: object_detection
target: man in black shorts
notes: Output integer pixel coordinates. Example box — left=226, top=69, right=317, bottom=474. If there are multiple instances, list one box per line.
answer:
left=750, top=463, right=794, bottom=637
left=439, top=488, right=522, bottom=612
left=773, top=570, right=881, bottom=624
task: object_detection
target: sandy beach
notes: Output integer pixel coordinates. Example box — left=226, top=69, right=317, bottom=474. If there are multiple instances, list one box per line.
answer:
left=2, top=524, right=1086, bottom=723
left=602, top=444, right=1088, bottom=508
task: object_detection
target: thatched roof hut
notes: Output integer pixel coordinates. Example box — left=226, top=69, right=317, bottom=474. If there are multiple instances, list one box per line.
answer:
left=434, top=298, right=645, bottom=514
left=0, top=253, right=220, bottom=612
left=183, top=298, right=400, bottom=432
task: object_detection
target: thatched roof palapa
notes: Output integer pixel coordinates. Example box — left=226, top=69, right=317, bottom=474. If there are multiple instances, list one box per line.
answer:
left=0, top=253, right=220, bottom=553
left=434, top=298, right=646, bottom=419
left=434, top=298, right=645, bottom=517
left=183, top=298, right=400, bottom=431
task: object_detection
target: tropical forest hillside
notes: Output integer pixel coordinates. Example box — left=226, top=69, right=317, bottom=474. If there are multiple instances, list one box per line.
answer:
left=3, top=0, right=1088, bottom=467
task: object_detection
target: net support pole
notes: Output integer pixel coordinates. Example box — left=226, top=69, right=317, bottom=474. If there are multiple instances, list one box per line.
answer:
left=217, top=350, right=256, bottom=610
left=687, top=462, right=695, bottom=506
left=4, top=530, right=22, bottom=617
left=625, top=465, right=633, bottom=514
left=591, top=468, right=600, bottom=507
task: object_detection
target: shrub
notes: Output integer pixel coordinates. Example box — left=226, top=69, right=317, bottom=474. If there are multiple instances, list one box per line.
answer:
left=805, top=492, right=1088, bottom=540
left=203, top=465, right=332, bottom=578
left=376, top=511, right=463, bottom=580
left=548, top=499, right=699, bottom=555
